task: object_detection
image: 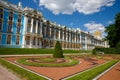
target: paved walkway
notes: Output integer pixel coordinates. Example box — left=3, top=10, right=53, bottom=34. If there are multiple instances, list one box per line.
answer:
left=98, top=61, right=120, bottom=80
left=0, top=65, right=20, bottom=80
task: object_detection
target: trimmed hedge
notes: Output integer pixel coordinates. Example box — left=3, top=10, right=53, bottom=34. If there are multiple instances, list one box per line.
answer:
left=53, top=41, right=64, bottom=58
left=0, top=48, right=91, bottom=55
left=92, top=48, right=120, bottom=54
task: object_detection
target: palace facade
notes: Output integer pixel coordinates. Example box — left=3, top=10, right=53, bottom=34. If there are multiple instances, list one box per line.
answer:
left=0, top=0, right=109, bottom=50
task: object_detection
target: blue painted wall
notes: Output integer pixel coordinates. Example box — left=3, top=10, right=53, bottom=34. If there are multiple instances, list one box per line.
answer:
left=0, top=7, right=24, bottom=48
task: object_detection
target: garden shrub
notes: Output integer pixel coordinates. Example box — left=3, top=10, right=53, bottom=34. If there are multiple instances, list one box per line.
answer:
left=53, top=41, right=64, bottom=58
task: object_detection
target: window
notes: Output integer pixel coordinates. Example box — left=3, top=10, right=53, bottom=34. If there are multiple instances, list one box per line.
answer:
left=0, top=8, right=3, bottom=12
left=17, top=26, right=20, bottom=33
left=33, top=19, right=36, bottom=33
left=9, top=16, right=13, bottom=21
left=0, top=13, right=3, bottom=19
left=60, top=29, right=63, bottom=39
left=16, top=36, right=20, bottom=45
left=7, top=24, right=12, bottom=32
left=28, top=17, right=31, bottom=23
left=26, top=36, right=30, bottom=45
left=17, top=15, right=21, bottom=23
left=0, top=8, right=3, bottom=18
left=37, top=38, right=40, bottom=46
left=32, top=37, right=36, bottom=45
left=0, top=22, right=2, bottom=31
left=38, top=22, right=41, bottom=34
left=7, top=35, right=12, bottom=44
left=0, top=35, right=2, bottom=44
left=0, top=8, right=3, bottom=31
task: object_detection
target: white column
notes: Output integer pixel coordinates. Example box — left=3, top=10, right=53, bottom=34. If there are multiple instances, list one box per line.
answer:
left=85, top=35, right=87, bottom=50
left=66, top=31, right=68, bottom=41
left=54, top=28, right=56, bottom=39
left=36, top=20, right=38, bottom=34
left=44, top=27, right=46, bottom=37
left=40, top=22, right=42, bottom=35
left=50, top=28, right=52, bottom=38
left=30, top=18, right=33, bottom=33
left=36, top=38, right=38, bottom=47
left=75, top=34, right=76, bottom=43
left=30, top=37, right=33, bottom=48
left=22, top=16, right=28, bottom=48
left=58, top=29, right=60, bottom=40
left=62, top=31, right=64, bottom=40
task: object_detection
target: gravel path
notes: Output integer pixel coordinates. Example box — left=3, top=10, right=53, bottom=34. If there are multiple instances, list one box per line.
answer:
left=0, top=65, right=20, bottom=80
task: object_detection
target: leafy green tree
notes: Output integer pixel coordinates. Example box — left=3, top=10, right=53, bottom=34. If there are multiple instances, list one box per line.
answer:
left=106, top=12, right=120, bottom=47
left=53, top=41, right=64, bottom=58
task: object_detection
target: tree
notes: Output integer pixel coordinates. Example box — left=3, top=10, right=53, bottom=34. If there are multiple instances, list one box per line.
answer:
left=53, top=41, right=64, bottom=58
left=106, top=12, right=120, bottom=47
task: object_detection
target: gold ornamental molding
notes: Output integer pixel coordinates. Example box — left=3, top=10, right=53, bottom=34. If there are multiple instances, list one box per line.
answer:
left=17, top=22, right=21, bottom=26
left=8, top=20, right=13, bottom=24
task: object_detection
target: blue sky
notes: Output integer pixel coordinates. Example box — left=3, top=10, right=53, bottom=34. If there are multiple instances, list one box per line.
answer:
left=7, top=0, right=120, bottom=37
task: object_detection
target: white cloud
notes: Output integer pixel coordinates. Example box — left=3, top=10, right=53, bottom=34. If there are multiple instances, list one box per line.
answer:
left=84, top=21, right=105, bottom=34
left=33, top=0, right=36, bottom=3
left=34, top=0, right=115, bottom=15
left=74, top=0, right=115, bottom=15
left=107, top=20, right=114, bottom=25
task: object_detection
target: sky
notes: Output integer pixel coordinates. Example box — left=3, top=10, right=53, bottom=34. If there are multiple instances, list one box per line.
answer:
left=7, top=0, right=120, bottom=37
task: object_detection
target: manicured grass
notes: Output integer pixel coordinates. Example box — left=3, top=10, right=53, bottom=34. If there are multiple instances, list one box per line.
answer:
left=67, top=60, right=118, bottom=80
left=38, top=58, right=56, bottom=63
left=0, top=58, right=47, bottom=80
left=17, top=57, right=79, bottom=67
left=0, top=48, right=91, bottom=55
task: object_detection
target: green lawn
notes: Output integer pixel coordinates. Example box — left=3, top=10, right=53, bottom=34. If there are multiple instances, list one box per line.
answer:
left=0, top=58, right=47, bottom=80
left=67, top=60, right=118, bottom=80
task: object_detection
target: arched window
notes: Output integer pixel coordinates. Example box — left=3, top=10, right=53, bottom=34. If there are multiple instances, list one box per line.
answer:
left=16, top=36, right=20, bottom=45
left=6, top=35, right=12, bottom=44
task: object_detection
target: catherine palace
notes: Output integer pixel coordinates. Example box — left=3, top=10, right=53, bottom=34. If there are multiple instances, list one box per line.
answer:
left=0, top=0, right=109, bottom=50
